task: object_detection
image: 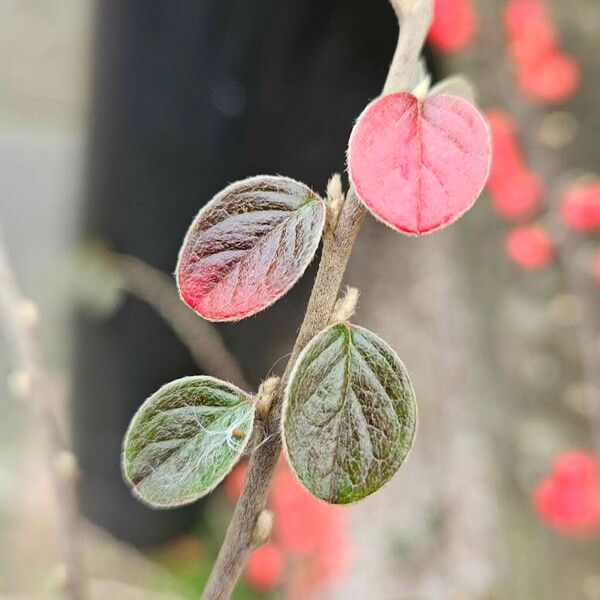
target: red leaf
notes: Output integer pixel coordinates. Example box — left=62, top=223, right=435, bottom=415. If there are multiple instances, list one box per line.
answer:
left=428, top=0, right=477, bottom=53
left=505, top=225, right=554, bottom=269
left=485, top=110, right=525, bottom=189
left=348, top=92, right=491, bottom=235
left=176, top=176, right=325, bottom=321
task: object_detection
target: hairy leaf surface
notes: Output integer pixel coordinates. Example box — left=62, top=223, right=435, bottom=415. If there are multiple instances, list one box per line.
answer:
left=123, top=376, right=254, bottom=508
left=282, top=323, right=417, bottom=504
left=348, top=92, right=490, bottom=235
left=176, top=176, right=326, bottom=321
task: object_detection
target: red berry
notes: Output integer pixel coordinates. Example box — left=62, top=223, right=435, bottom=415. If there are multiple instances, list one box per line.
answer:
left=508, top=20, right=557, bottom=68
left=505, top=225, right=554, bottom=269
left=504, top=0, right=580, bottom=103
left=504, top=0, right=557, bottom=65
left=223, top=463, right=247, bottom=503
left=428, top=0, right=477, bottom=53
left=491, top=169, right=542, bottom=220
left=245, top=543, right=283, bottom=591
left=265, top=459, right=351, bottom=595
left=486, top=110, right=524, bottom=189
left=272, top=466, right=328, bottom=554
left=554, top=452, right=598, bottom=486
left=533, top=451, right=600, bottom=537
left=503, top=0, right=547, bottom=37
left=518, top=52, right=580, bottom=103
left=561, top=183, right=600, bottom=232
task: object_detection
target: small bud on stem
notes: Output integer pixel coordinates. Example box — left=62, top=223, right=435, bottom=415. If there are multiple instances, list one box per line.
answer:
left=55, top=450, right=79, bottom=481
left=326, top=173, right=345, bottom=231
left=330, top=286, right=360, bottom=324
left=252, top=509, right=274, bottom=545
left=256, top=376, right=280, bottom=420
left=7, top=369, right=32, bottom=400
left=17, top=299, right=40, bottom=329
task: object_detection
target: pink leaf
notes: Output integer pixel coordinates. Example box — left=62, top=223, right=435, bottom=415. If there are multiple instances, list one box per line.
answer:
left=177, top=176, right=325, bottom=321
left=348, top=92, right=491, bottom=235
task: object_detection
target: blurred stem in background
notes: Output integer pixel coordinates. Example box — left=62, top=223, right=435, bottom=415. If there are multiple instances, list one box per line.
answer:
left=114, top=254, right=249, bottom=390
left=0, top=229, right=85, bottom=600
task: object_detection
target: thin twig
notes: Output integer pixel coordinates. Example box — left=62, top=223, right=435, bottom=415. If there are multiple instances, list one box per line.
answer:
left=201, top=2, right=433, bottom=598
left=114, top=254, right=249, bottom=389
left=0, top=229, right=85, bottom=600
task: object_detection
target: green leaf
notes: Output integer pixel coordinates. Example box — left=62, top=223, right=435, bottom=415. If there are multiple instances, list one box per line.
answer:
left=122, top=376, right=254, bottom=508
left=282, top=323, right=417, bottom=504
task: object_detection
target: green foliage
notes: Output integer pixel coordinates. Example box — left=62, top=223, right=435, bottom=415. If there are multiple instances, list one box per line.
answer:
left=282, top=322, right=417, bottom=504
left=122, top=376, right=254, bottom=508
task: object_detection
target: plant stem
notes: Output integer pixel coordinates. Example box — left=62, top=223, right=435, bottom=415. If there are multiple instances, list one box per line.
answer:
left=0, top=230, right=85, bottom=600
left=201, top=2, right=432, bottom=598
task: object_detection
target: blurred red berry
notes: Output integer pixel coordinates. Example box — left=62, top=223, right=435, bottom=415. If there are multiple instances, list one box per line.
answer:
left=486, top=110, right=524, bottom=189
left=561, top=182, right=600, bottom=232
left=223, top=462, right=247, bottom=502
left=272, top=465, right=333, bottom=554
left=504, top=0, right=579, bottom=103
left=491, top=169, right=543, bottom=220
left=534, top=451, right=600, bottom=537
left=245, top=543, right=283, bottom=591
left=485, top=110, right=544, bottom=220
left=503, top=0, right=546, bottom=36
left=518, top=52, right=580, bottom=103
left=428, top=0, right=477, bottom=53
left=504, top=0, right=556, bottom=58
left=508, top=20, right=557, bottom=68
left=229, top=458, right=351, bottom=597
left=505, top=225, right=554, bottom=269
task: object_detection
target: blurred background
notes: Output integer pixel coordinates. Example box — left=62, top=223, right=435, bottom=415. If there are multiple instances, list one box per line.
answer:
left=1, top=0, right=600, bottom=598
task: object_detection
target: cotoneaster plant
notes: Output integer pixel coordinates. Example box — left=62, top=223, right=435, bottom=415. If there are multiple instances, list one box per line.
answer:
left=121, top=1, right=491, bottom=598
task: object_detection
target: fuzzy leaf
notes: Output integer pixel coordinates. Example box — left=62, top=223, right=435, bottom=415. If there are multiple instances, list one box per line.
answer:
left=282, top=323, right=417, bottom=504
left=176, top=175, right=326, bottom=321
left=348, top=92, right=490, bottom=235
left=122, top=376, right=254, bottom=508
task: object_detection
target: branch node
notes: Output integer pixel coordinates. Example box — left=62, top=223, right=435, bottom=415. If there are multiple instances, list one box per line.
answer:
left=7, top=369, right=32, bottom=400
left=256, top=376, right=280, bottom=420
left=326, top=173, right=345, bottom=231
left=251, top=509, right=274, bottom=545
left=412, top=74, right=431, bottom=99
left=17, top=298, right=40, bottom=329
left=55, top=450, right=79, bottom=482
left=330, top=286, right=360, bottom=324
left=51, top=563, right=69, bottom=591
